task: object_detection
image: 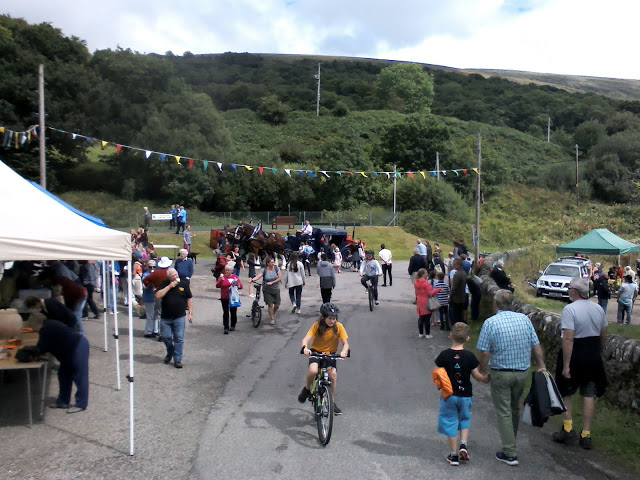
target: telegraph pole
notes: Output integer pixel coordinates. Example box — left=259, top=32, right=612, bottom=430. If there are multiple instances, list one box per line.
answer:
left=392, top=165, right=397, bottom=226
left=575, top=144, right=579, bottom=206
left=474, top=131, right=481, bottom=265
left=314, top=63, right=321, bottom=117
left=435, top=152, right=440, bottom=182
left=38, top=64, right=46, bottom=188
left=547, top=116, right=551, bottom=142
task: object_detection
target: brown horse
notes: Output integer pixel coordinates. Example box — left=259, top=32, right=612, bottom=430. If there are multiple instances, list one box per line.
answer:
left=234, top=222, right=285, bottom=263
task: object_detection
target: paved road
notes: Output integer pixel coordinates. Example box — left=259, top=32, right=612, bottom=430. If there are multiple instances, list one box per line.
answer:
left=191, top=263, right=632, bottom=480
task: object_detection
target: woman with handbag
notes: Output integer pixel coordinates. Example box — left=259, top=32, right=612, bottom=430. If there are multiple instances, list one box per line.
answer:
left=414, top=268, right=440, bottom=338
left=216, top=264, right=243, bottom=334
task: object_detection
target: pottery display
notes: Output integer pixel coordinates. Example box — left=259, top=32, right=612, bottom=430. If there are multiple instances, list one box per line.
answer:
left=0, top=308, right=23, bottom=340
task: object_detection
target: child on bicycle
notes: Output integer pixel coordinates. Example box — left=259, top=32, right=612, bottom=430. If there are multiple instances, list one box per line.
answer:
left=434, top=322, right=489, bottom=466
left=359, top=249, right=383, bottom=305
left=298, top=302, right=349, bottom=414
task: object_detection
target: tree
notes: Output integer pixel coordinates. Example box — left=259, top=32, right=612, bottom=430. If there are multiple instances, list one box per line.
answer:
left=257, top=94, right=289, bottom=125
left=375, top=63, right=434, bottom=114
left=375, top=114, right=450, bottom=171
left=573, top=120, right=605, bottom=154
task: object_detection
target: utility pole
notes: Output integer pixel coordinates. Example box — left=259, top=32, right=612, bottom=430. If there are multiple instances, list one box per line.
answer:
left=38, top=64, right=46, bottom=189
left=435, top=152, right=440, bottom=182
left=392, top=165, right=397, bottom=226
left=547, top=116, right=551, bottom=142
left=474, top=131, right=481, bottom=266
left=314, top=63, right=321, bottom=117
left=575, top=144, right=579, bottom=206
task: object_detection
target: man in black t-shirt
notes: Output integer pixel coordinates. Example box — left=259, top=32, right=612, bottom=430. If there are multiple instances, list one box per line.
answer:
left=434, top=322, right=489, bottom=466
left=155, top=268, right=193, bottom=368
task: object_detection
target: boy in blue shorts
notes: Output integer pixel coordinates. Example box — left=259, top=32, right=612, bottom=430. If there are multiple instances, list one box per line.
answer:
left=435, top=322, right=489, bottom=466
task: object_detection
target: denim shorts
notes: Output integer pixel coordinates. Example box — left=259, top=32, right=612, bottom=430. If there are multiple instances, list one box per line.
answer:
left=437, top=395, right=473, bottom=437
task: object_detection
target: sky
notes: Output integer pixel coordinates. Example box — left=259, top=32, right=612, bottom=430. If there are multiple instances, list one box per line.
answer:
left=3, top=0, right=640, bottom=80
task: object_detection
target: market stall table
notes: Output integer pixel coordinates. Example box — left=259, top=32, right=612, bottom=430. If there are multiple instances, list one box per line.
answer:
left=154, top=244, right=180, bottom=260
left=0, top=332, right=47, bottom=427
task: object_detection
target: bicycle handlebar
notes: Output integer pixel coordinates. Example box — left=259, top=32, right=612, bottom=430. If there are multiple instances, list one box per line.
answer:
left=300, top=347, right=351, bottom=358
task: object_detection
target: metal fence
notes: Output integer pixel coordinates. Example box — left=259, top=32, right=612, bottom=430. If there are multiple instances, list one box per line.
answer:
left=126, top=209, right=395, bottom=232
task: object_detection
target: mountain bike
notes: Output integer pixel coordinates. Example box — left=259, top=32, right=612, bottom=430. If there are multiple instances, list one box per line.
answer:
left=250, top=283, right=262, bottom=327
left=300, top=349, right=349, bottom=446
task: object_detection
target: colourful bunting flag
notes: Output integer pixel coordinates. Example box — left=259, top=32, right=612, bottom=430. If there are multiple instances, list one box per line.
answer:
left=407, top=172, right=414, bottom=179
left=175, top=156, right=181, bottom=165
left=188, top=158, right=194, bottom=169
left=258, top=166, right=264, bottom=175
left=101, top=141, right=108, bottom=149
left=145, top=150, right=152, bottom=159
left=216, top=162, right=223, bottom=171
left=160, top=154, right=166, bottom=162
left=203, top=161, right=208, bottom=171
left=116, top=144, right=122, bottom=154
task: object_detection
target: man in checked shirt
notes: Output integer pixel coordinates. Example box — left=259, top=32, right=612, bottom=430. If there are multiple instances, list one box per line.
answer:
left=476, top=289, right=546, bottom=467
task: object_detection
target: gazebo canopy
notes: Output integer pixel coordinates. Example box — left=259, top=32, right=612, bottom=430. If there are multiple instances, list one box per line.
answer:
left=555, top=228, right=640, bottom=256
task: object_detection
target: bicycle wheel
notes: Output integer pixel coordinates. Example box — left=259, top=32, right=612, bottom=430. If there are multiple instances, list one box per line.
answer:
left=251, top=302, right=262, bottom=327
left=368, top=285, right=374, bottom=311
left=315, top=384, right=333, bottom=445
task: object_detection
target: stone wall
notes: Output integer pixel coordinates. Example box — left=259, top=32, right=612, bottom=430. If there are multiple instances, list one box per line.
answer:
left=477, top=251, right=640, bottom=414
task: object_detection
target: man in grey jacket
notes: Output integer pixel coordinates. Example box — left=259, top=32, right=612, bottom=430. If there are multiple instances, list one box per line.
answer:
left=316, top=253, right=335, bottom=303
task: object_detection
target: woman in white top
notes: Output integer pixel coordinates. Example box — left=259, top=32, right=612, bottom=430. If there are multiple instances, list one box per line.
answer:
left=285, top=252, right=306, bottom=314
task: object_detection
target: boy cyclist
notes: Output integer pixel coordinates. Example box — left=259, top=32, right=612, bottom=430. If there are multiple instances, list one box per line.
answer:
left=359, top=249, right=383, bottom=305
left=298, top=303, right=349, bottom=414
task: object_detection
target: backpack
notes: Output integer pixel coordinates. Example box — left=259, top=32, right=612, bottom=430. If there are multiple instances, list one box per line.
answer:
left=434, top=263, right=443, bottom=275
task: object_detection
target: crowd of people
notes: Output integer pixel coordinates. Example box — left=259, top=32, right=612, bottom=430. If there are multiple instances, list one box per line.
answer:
left=0, top=224, right=615, bottom=470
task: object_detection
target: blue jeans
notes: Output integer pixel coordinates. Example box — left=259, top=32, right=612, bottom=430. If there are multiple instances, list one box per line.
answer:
left=360, top=275, right=379, bottom=301
left=57, top=336, right=89, bottom=409
left=617, top=301, right=632, bottom=324
left=288, top=285, right=303, bottom=308
left=144, top=301, right=158, bottom=334
left=162, top=316, right=185, bottom=362
left=71, top=295, right=88, bottom=335
left=597, top=298, right=608, bottom=314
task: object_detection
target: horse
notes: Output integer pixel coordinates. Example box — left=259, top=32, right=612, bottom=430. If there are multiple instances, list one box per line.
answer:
left=234, top=222, right=286, bottom=264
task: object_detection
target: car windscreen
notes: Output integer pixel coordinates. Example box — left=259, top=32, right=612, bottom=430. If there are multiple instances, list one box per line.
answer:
left=544, top=265, right=581, bottom=277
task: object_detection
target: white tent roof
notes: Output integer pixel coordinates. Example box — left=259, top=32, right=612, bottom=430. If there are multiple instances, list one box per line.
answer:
left=0, top=160, right=131, bottom=261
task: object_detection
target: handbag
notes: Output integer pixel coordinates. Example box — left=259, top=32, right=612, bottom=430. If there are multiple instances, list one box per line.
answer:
left=229, top=285, right=242, bottom=308
left=426, top=294, right=441, bottom=311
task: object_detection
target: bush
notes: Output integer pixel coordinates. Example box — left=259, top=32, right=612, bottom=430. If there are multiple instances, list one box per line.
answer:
left=332, top=101, right=350, bottom=117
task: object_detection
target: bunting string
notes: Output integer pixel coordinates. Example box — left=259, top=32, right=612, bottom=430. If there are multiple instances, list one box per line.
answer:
left=4, top=124, right=481, bottom=179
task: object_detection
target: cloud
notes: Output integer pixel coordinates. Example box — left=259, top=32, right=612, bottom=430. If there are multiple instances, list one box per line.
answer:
left=2, top=0, right=639, bottom=79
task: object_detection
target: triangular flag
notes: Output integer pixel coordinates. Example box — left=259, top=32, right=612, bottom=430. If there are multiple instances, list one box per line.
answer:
left=244, top=165, right=253, bottom=171
left=442, top=170, right=447, bottom=176
left=85, top=137, right=92, bottom=142
left=372, top=171, right=378, bottom=177
left=385, top=172, right=390, bottom=179
left=231, top=164, right=237, bottom=171
left=420, top=171, right=425, bottom=179
left=359, top=171, right=368, bottom=178
left=203, top=161, right=208, bottom=171
left=175, top=156, right=181, bottom=165
left=71, top=133, right=77, bottom=139
left=453, top=170, right=459, bottom=176
left=216, top=162, right=222, bottom=171
left=160, top=154, right=166, bottom=162
left=472, top=168, right=480, bottom=175
left=145, top=150, right=152, bottom=159
left=320, top=170, right=330, bottom=178
left=335, top=171, right=342, bottom=176
left=297, top=170, right=304, bottom=176
left=271, top=168, right=277, bottom=175
left=347, top=171, right=354, bottom=176
left=188, top=158, right=194, bottom=169
left=396, top=172, right=401, bottom=178
left=0, top=126, right=4, bottom=133
left=462, top=169, right=467, bottom=177
left=116, top=144, right=122, bottom=154
left=307, top=170, right=316, bottom=177
left=407, top=172, right=414, bottom=179
left=101, top=141, right=108, bottom=149
left=258, top=166, right=264, bottom=175
left=285, top=169, right=291, bottom=176
left=430, top=171, right=437, bottom=177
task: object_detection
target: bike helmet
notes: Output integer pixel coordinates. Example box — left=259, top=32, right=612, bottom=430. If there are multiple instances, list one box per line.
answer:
left=320, top=302, right=340, bottom=316
left=365, top=249, right=374, bottom=256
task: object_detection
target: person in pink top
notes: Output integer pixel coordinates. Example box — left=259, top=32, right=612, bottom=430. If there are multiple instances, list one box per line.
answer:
left=216, top=264, right=243, bottom=334
left=414, top=268, right=440, bottom=338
